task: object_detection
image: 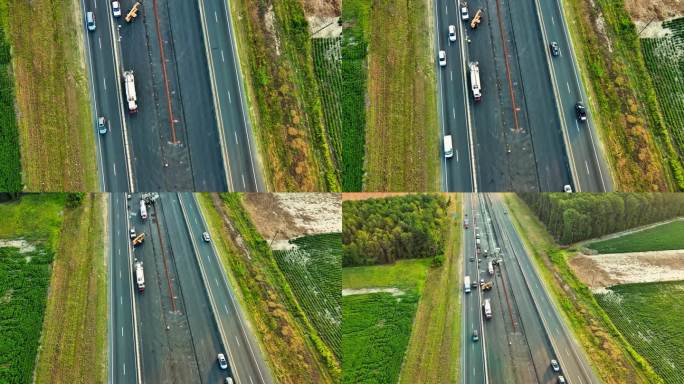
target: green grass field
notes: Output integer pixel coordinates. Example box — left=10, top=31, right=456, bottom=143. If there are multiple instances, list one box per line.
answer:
left=342, top=291, right=420, bottom=384
left=342, top=258, right=432, bottom=293
left=596, top=281, right=684, bottom=384
left=313, top=38, right=343, bottom=174
left=0, top=194, right=66, bottom=246
left=340, top=0, right=370, bottom=191
left=273, top=233, right=342, bottom=358
left=0, top=26, right=21, bottom=191
left=587, top=220, right=684, bottom=253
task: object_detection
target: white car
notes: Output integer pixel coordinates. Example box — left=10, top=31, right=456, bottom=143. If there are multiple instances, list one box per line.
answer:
left=112, top=1, right=122, bottom=17
left=438, top=50, right=447, bottom=67
left=448, top=25, right=456, bottom=42
left=217, top=353, right=228, bottom=370
left=461, top=6, right=470, bottom=21
left=563, top=185, right=573, bottom=193
left=202, top=231, right=211, bottom=242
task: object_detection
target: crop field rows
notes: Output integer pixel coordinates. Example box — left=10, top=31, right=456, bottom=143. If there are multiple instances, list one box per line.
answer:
left=587, top=219, right=684, bottom=253
left=342, top=291, right=419, bottom=384
left=273, top=233, right=342, bottom=357
left=313, top=38, right=343, bottom=169
left=0, top=26, right=21, bottom=191
left=595, top=281, right=684, bottom=384
left=642, top=17, right=684, bottom=170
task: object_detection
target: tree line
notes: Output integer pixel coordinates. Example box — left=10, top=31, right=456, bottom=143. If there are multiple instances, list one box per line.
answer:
left=343, top=194, right=448, bottom=266
left=518, top=193, right=684, bottom=244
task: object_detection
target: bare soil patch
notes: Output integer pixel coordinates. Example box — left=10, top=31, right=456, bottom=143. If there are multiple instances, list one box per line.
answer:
left=624, top=0, right=684, bottom=23
left=341, top=192, right=410, bottom=200
left=242, top=193, right=341, bottom=241
left=569, top=250, right=684, bottom=289
left=341, top=287, right=405, bottom=296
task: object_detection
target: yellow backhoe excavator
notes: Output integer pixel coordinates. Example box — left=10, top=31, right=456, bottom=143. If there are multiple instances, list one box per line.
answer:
left=125, top=2, right=141, bottom=23
left=132, top=233, right=145, bottom=246
left=470, top=9, right=483, bottom=29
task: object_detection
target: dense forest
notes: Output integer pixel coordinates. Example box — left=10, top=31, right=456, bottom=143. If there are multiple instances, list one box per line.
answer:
left=342, top=194, right=448, bottom=266
left=518, top=193, right=684, bottom=244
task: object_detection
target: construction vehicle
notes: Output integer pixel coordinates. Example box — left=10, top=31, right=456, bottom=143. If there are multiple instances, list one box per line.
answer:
left=132, top=233, right=145, bottom=246
left=470, top=9, right=483, bottom=29
left=488, top=261, right=494, bottom=275
left=125, top=2, right=141, bottom=23
left=140, top=199, right=147, bottom=220
left=123, top=70, right=138, bottom=113
left=134, top=261, right=145, bottom=292
left=483, top=298, right=492, bottom=319
left=481, top=280, right=493, bottom=291
left=469, top=62, right=482, bottom=101
left=464, top=275, right=471, bottom=293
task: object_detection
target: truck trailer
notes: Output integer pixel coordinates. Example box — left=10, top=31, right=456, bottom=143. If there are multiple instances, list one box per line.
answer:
left=469, top=62, right=482, bottom=101
left=134, top=261, right=145, bottom=292
left=483, top=298, right=492, bottom=319
left=464, top=275, right=471, bottom=293
left=123, top=70, right=138, bottom=113
left=140, top=200, right=147, bottom=220
left=488, top=261, right=494, bottom=275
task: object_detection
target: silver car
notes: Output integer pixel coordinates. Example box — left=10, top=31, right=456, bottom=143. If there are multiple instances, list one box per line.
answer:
left=86, top=11, right=96, bottom=31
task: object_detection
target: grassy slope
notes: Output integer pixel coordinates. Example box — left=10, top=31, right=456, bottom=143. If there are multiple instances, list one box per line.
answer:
left=5, top=0, right=97, bottom=191
left=34, top=193, right=107, bottom=384
left=399, top=193, right=461, bottom=384
left=587, top=219, right=684, bottom=253
left=0, top=25, right=21, bottom=191
left=196, top=193, right=338, bottom=383
left=340, top=0, right=370, bottom=191
left=364, top=0, right=439, bottom=191
left=560, top=0, right=682, bottom=191
left=0, top=194, right=66, bottom=383
left=595, top=281, right=684, bottom=384
left=229, top=0, right=339, bottom=191
left=504, top=193, right=661, bottom=384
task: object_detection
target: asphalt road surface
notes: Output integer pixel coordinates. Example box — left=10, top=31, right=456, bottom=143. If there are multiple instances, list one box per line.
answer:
left=437, top=0, right=610, bottom=192
left=81, top=0, right=263, bottom=192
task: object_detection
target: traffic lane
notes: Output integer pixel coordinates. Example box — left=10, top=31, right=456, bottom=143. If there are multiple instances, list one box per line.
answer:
left=168, top=0, right=227, bottom=192
left=163, top=194, right=227, bottom=383
left=86, top=0, right=129, bottom=192
left=111, top=193, right=137, bottom=383
left=204, top=0, right=261, bottom=192
left=437, top=1, right=472, bottom=192
left=462, top=196, right=485, bottom=383
left=182, top=193, right=273, bottom=384
left=507, top=0, right=571, bottom=192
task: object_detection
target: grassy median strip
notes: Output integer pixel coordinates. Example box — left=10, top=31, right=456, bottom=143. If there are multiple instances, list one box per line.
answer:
left=34, top=193, right=107, bottom=384
left=504, top=193, right=662, bottom=384
left=3, top=0, right=97, bottom=191
left=363, top=0, right=439, bottom=191
left=230, top=0, right=339, bottom=191
left=399, top=193, right=461, bottom=384
left=196, top=193, right=338, bottom=383
left=560, top=0, right=682, bottom=190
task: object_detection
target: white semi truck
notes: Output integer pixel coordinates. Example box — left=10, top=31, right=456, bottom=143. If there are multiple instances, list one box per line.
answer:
left=134, top=261, right=145, bottom=292
left=469, top=62, right=482, bottom=101
left=464, top=275, right=471, bottom=293
left=140, top=199, right=147, bottom=220
left=483, top=298, right=492, bottom=319
left=123, top=70, right=138, bottom=113
left=488, top=261, right=494, bottom=275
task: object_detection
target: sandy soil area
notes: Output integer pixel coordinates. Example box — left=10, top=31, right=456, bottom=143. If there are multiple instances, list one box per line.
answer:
left=0, top=239, right=36, bottom=253
left=341, top=287, right=405, bottom=296
left=242, top=193, right=341, bottom=242
left=625, top=0, right=684, bottom=23
left=342, top=192, right=413, bottom=201
left=569, top=250, right=684, bottom=290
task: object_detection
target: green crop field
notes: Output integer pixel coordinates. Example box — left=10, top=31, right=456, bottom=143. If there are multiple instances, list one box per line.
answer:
left=313, top=38, right=343, bottom=172
left=340, top=0, right=370, bottom=191
left=273, top=233, right=342, bottom=358
left=595, top=281, right=684, bottom=383
left=342, top=291, right=419, bottom=384
left=342, top=258, right=432, bottom=292
left=0, top=26, right=21, bottom=191
left=642, top=18, right=684, bottom=175
left=587, top=219, right=684, bottom=253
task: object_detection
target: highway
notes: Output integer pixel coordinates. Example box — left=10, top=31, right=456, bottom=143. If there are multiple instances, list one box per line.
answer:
left=109, top=193, right=272, bottom=383
left=461, top=194, right=599, bottom=383
left=80, top=0, right=264, bottom=192
left=436, top=0, right=611, bottom=192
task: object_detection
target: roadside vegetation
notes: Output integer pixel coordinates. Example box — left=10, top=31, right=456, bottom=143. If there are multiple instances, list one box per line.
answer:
left=641, top=18, right=684, bottom=178
left=1, top=0, right=97, bottom=191
left=273, top=233, right=342, bottom=359
left=34, top=193, right=107, bottom=384
left=197, top=193, right=339, bottom=383
left=505, top=193, right=663, bottom=383
left=518, top=192, right=684, bottom=243
left=587, top=219, right=684, bottom=253
left=342, top=193, right=458, bottom=383
left=313, top=38, right=343, bottom=175
left=342, top=194, right=448, bottom=266
left=561, top=0, right=683, bottom=191
left=0, top=25, right=21, bottom=192
left=361, top=0, right=440, bottom=191
left=230, top=0, right=339, bottom=191
left=596, top=281, right=684, bottom=384
left=0, top=194, right=66, bottom=384
left=340, top=0, right=370, bottom=191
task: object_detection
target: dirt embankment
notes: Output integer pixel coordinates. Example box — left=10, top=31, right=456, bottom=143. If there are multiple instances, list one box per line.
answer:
left=242, top=193, right=341, bottom=241
left=625, top=0, right=684, bottom=22
left=569, top=250, right=684, bottom=289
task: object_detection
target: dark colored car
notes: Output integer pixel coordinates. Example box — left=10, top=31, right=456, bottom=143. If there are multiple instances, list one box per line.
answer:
left=472, top=329, right=479, bottom=341
left=575, top=102, right=588, bottom=121
left=550, top=41, right=560, bottom=56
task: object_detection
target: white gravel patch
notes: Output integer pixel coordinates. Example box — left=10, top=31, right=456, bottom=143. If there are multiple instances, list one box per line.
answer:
left=0, top=239, right=36, bottom=253
left=342, top=287, right=405, bottom=297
